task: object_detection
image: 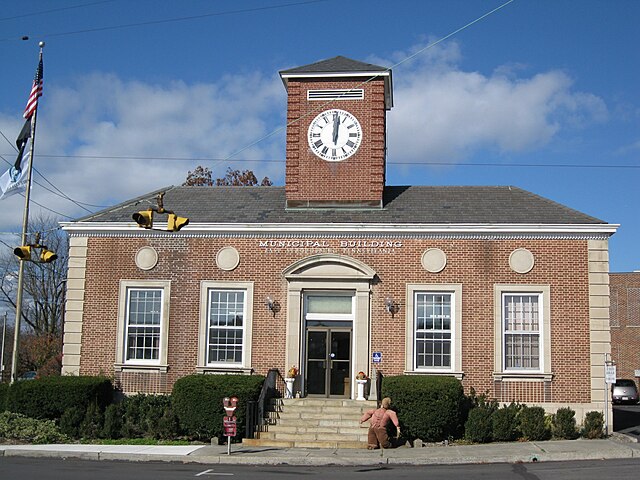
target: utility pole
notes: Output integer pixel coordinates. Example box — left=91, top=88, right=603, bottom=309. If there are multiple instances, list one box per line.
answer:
left=1, top=312, right=7, bottom=382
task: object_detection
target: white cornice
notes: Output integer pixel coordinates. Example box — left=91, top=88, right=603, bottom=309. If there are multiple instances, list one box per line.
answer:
left=60, top=221, right=619, bottom=237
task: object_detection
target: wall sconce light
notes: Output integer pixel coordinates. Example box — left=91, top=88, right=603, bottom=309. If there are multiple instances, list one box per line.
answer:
left=266, top=296, right=277, bottom=316
left=385, top=297, right=398, bottom=316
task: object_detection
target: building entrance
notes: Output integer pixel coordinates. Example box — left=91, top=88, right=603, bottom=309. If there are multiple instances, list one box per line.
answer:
left=305, top=327, right=351, bottom=397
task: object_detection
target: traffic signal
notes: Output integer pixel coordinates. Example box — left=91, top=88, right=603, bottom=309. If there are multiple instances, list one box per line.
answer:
left=132, top=209, right=153, bottom=228
left=40, top=248, right=57, bottom=263
left=14, top=245, right=31, bottom=260
left=167, top=213, right=189, bottom=231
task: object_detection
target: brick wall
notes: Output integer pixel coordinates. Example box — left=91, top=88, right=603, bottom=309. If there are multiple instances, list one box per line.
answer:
left=76, top=234, right=593, bottom=404
left=285, top=78, right=386, bottom=205
left=610, top=272, right=640, bottom=387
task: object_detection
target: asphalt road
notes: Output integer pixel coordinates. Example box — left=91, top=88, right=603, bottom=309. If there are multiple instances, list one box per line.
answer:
left=2, top=457, right=640, bottom=480
left=613, top=404, right=640, bottom=434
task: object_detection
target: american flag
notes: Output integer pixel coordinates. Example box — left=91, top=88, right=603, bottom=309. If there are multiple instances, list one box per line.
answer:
left=23, top=57, right=43, bottom=119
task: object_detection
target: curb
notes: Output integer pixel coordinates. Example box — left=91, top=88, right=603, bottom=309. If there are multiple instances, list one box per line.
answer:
left=1, top=438, right=638, bottom=466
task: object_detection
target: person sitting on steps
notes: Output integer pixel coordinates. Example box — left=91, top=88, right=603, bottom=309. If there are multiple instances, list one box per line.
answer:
left=359, top=397, right=400, bottom=449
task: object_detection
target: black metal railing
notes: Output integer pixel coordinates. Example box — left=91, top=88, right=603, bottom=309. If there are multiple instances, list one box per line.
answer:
left=246, top=368, right=285, bottom=439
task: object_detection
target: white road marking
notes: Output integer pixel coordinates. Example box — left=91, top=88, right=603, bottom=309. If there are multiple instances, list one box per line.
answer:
left=195, top=469, right=234, bottom=477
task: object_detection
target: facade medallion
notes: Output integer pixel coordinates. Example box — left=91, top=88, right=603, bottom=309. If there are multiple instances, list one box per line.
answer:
left=216, top=246, right=240, bottom=271
left=509, top=248, right=535, bottom=274
left=421, top=248, right=447, bottom=273
left=134, top=246, right=158, bottom=271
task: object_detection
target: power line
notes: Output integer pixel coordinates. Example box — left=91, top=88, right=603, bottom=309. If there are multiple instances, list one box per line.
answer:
left=218, top=0, right=518, bottom=163
left=2, top=151, right=636, bottom=170
left=0, top=0, right=115, bottom=22
left=0, top=151, right=102, bottom=213
left=0, top=0, right=328, bottom=42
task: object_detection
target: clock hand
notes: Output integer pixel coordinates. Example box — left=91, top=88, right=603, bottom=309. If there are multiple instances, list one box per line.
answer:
left=332, top=112, right=341, bottom=145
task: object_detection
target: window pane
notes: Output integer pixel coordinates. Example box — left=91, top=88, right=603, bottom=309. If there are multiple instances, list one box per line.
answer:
left=415, top=292, right=453, bottom=369
left=306, top=295, right=352, bottom=314
left=504, top=293, right=541, bottom=370
left=207, top=289, right=245, bottom=364
left=126, top=289, right=162, bottom=361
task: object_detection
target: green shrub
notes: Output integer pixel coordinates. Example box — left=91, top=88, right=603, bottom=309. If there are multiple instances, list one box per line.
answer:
left=0, top=383, right=8, bottom=412
left=117, top=394, right=177, bottom=439
left=6, top=376, right=113, bottom=420
left=464, top=403, right=495, bottom=443
left=80, top=402, right=104, bottom=439
left=0, top=411, right=68, bottom=444
left=121, top=394, right=148, bottom=438
left=381, top=375, right=466, bottom=442
left=154, top=405, right=180, bottom=440
left=492, top=403, right=522, bottom=442
left=581, top=411, right=605, bottom=439
left=172, top=374, right=264, bottom=441
left=140, top=394, right=177, bottom=439
left=552, top=407, right=578, bottom=439
left=59, top=406, right=85, bottom=438
left=518, top=406, right=550, bottom=441
left=102, top=403, right=123, bottom=439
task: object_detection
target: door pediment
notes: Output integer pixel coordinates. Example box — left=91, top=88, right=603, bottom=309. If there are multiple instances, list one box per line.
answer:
left=283, top=254, right=376, bottom=281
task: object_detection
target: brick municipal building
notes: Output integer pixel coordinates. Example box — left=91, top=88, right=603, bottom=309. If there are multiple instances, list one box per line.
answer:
left=61, top=56, right=618, bottom=420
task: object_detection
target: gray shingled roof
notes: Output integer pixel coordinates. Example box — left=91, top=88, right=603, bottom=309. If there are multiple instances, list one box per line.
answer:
left=279, top=56, right=388, bottom=75
left=75, top=185, right=605, bottom=225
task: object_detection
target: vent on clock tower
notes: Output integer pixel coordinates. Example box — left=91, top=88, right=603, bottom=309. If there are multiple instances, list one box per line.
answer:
left=279, top=56, right=393, bottom=210
left=307, top=89, right=364, bottom=101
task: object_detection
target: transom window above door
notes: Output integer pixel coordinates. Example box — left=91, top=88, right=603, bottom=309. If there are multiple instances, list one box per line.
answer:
left=306, top=295, right=353, bottom=315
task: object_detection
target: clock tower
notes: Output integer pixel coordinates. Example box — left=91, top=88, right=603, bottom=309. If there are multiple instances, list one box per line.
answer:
left=279, top=56, right=393, bottom=208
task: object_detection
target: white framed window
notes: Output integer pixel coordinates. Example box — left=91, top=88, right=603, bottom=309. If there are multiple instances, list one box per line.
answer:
left=503, top=293, right=540, bottom=370
left=494, top=285, right=552, bottom=380
left=405, top=284, right=462, bottom=377
left=116, top=280, right=171, bottom=371
left=415, top=292, right=452, bottom=369
left=198, top=281, right=253, bottom=372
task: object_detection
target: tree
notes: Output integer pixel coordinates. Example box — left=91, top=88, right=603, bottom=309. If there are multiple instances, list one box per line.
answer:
left=0, top=215, right=68, bottom=336
left=183, top=165, right=213, bottom=186
left=0, top=215, right=68, bottom=377
left=183, top=166, right=272, bottom=187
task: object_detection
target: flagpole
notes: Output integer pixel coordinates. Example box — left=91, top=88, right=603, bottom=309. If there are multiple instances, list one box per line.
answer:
left=10, top=43, right=44, bottom=384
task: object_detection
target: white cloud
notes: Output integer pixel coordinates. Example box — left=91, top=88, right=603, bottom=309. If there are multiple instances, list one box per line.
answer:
left=383, top=42, right=608, bottom=164
left=0, top=71, right=286, bottom=232
left=0, top=42, right=609, bottom=234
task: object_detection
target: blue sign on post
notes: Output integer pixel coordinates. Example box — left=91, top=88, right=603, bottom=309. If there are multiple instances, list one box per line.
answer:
left=372, top=352, right=382, bottom=363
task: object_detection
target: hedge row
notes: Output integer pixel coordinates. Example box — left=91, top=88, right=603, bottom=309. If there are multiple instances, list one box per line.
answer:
left=1, top=374, right=606, bottom=444
left=0, top=374, right=265, bottom=442
left=5, top=376, right=113, bottom=420
left=172, top=374, right=265, bottom=441
left=381, top=375, right=467, bottom=442
left=463, top=401, right=605, bottom=443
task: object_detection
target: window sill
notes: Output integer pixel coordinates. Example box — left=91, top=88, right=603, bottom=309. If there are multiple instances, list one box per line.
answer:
left=493, top=372, right=553, bottom=382
left=404, top=370, right=464, bottom=380
left=114, top=364, right=168, bottom=373
left=196, top=366, right=253, bottom=375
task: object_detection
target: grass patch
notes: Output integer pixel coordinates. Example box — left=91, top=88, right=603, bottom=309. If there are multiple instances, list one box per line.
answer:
left=81, top=438, right=200, bottom=446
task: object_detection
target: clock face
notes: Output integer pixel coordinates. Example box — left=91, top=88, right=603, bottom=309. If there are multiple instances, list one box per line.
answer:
left=307, top=109, right=362, bottom=162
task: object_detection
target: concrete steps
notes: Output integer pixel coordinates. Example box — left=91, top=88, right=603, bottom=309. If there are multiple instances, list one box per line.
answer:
left=243, top=398, right=377, bottom=449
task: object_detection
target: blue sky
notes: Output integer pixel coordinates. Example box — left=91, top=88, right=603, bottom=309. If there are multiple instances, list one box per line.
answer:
left=0, top=0, right=638, bottom=272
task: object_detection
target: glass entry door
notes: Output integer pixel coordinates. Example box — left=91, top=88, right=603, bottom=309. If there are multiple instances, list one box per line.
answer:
left=306, top=328, right=351, bottom=397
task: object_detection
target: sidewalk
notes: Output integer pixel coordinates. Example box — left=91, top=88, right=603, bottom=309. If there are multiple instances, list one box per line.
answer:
left=1, top=435, right=639, bottom=466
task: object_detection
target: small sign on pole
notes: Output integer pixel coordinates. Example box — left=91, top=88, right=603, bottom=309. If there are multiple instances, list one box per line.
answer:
left=224, top=416, right=237, bottom=437
left=605, top=365, right=617, bottom=384
left=372, top=352, right=382, bottom=364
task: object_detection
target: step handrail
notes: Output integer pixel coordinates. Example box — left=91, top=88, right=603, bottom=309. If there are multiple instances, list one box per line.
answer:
left=246, top=368, right=285, bottom=438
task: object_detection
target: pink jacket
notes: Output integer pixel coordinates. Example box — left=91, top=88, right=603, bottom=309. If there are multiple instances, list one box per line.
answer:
left=360, top=407, right=399, bottom=428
